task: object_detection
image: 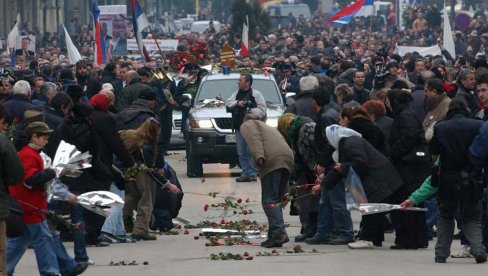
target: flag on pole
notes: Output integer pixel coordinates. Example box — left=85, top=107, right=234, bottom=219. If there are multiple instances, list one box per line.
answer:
left=8, top=14, right=20, bottom=66
left=443, top=8, right=456, bottom=59
left=326, top=0, right=375, bottom=26
left=131, top=0, right=151, bottom=62
left=240, top=7, right=249, bottom=57
left=62, top=24, right=82, bottom=65
left=92, top=0, right=106, bottom=65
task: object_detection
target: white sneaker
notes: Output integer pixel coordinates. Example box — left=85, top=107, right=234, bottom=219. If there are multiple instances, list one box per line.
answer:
left=348, top=240, right=374, bottom=249
left=87, top=259, right=96, bottom=265
left=451, top=245, right=473, bottom=258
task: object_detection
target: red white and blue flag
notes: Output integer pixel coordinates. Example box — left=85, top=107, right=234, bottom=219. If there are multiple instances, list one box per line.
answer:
left=92, top=0, right=106, bottom=65
left=240, top=8, right=249, bottom=57
left=326, top=0, right=375, bottom=26
left=131, top=0, right=151, bottom=62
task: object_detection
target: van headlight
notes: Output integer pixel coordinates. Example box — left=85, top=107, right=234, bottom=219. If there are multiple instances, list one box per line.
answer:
left=266, top=118, right=278, bottom=128
left=190, top=119, right=213, bottom=129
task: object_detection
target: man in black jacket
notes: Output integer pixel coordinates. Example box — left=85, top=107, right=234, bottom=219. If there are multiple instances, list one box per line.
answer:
left=285, top=75, right=318, bottom=121
left=429, top=99, right=486, bottom=264
left=75, top=60, right=102, bottom=100
left=454, top=69, right=478, bottom=117
left=352, top=70, right=371, bottom=105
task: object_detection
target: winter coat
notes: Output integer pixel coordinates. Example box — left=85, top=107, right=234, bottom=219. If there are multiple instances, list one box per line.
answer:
left=314, top=104, right=340, bottom=168
left=91, top=108, right=134, bottom=169
left=119, top=79, right=155, bottom=110
left=8, top=145, right=55, bottom=224
left=454, top=86, right=479, bottom=117
left=240, top=119, right=294, bottom=178
left=116, top=99, right=158, bottom=130
left=429, top=109, right=483, bottom=200
left=375, top=115, right=393, bottom=155
left=423, top=94, right=451, bottom=141
left=349, top=118, right=386, bottom=154
left=352, top=86, right=371, bottom=105
left=32, top=93, right=49, bottom=106
left=285, top=90, right=317, bottom=121
left=390, top=102, right=431, bottom=194
left=2, top=94, right=34, bottom=123
left=0, top=135, right=24, bottom=219
left=323, top=135, right=403, bottom=203
left=411, top=89, right=427, bottom=123
left=77, top=75, right=102, bottom=99
left=289, top=118, right=316, bottom=181
left=470, top=121, right=488, bottom=169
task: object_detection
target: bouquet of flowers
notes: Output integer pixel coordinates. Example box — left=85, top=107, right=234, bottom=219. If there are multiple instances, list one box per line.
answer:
left=169, top=41, right=209, bottom=70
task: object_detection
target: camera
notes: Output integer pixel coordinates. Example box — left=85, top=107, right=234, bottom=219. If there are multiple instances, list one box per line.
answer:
left=374, top=62, right=390, bottom=90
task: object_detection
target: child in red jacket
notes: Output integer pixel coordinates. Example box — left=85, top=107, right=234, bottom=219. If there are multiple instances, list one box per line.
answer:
left=7, top=122, right=87, bottom=276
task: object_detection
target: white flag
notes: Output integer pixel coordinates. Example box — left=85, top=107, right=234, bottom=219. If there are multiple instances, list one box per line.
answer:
left=7, top=14, right=20, bottom=49
left=443, top=8, right=456, bottom=59
left=62, top=24, right=82, bottom=64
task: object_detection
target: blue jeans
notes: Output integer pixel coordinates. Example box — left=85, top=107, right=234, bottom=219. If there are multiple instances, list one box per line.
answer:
left=102, top=185, right=127, bottom=237
left=7, top=220, right=59, bottom=276
left=261, top=169, right=290, bottom=238
left=49, top=200, right=88, bottom=262
left=315, top=181, right=354, bottom=241
left=53, top=233, right=77, bottom=276
left=235, top=130, right=257, bottom=177
left=425, top=198, right=438, bottom=238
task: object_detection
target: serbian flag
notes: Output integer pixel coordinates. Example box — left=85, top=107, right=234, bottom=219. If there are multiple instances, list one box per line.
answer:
left=326, top=0, right=374, bottom=26
left=92, top=0, right=106, bottom=65
left=131, top=0, right=151, bottom=62
left=240, top=9, right=249, bottom=57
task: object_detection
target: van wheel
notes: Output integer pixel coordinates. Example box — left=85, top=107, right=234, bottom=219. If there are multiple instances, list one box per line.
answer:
left=186, top=150, right=203, bottom=177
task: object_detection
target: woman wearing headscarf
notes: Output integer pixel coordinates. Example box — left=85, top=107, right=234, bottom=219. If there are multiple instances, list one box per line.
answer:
left=321, top=124, right=403, bottom=249
left=277, top=113, right=322, bottom=242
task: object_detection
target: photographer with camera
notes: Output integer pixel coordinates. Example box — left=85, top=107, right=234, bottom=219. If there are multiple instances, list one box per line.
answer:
left=381, top=60, right=414, bottom=90
left=226, top=74, right=267, bottom=182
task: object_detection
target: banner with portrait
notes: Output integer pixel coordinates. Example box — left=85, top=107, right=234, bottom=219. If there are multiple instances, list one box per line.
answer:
left=99, top=5, right=128, bottom=57
left=14, top=35, right=36, bottom=62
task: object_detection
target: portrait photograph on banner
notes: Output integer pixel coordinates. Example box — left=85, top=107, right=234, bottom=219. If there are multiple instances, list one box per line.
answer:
left=99, top=5, right=128, bottom=58
left=14, top=35, right=36, bottom=59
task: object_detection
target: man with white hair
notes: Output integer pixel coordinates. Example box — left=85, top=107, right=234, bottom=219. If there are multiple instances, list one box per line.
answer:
left=2, top=80, right=34, bottom=123
left=285, top=76, right=319, bottom=121
left=32, top=82, right=59, bottom=106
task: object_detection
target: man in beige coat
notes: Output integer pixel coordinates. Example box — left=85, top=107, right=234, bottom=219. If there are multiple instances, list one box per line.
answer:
left=423, top=78, right=452, bottom=141
left=240, top=114, right=294, bottom=248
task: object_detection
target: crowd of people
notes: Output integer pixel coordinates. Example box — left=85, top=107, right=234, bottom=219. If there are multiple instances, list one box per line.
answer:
left=0, top=1, right=488, bottom=274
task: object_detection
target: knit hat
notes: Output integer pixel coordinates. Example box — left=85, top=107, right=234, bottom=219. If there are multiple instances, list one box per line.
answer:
left=89, top=93, right=110, bottom=110
left=25, top=122, right=53, bottom=138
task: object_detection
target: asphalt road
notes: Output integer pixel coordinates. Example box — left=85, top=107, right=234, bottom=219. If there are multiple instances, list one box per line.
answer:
left=14, top=151, right=487, bottom=276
